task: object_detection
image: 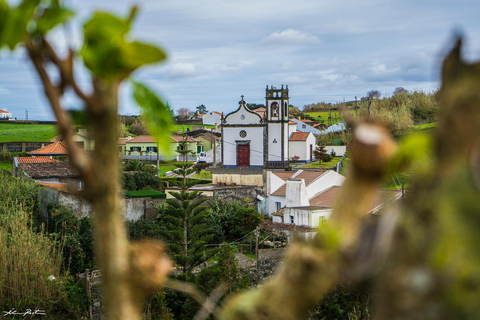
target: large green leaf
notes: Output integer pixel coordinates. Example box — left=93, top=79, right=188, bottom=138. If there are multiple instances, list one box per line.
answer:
left=81, top=8, right=166, bottom=80
left=1, top=0, right=39, bottom=50
left=35, top=0, right=74, bottom=35
left=131, top=80, right=172, bottom=154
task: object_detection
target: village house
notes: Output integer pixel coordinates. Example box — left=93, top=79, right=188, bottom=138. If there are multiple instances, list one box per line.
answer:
left=0, top=108, right=12, bottom=119
left=202, top=111, right=222, bottom=126
left=266, top=169, right=345, bottom=217
left=288, top=132, right=316, bottom=162
left=121, top=134, right=203, bottom=157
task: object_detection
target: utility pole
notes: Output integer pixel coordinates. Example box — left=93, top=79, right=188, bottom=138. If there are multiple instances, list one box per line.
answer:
left=157, top=141, right=160, bottom=177
left=25, top=109, right=28, bottom=121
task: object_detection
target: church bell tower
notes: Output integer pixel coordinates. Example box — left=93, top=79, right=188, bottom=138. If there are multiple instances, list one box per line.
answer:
left=264, top=85, right=289, bottom=168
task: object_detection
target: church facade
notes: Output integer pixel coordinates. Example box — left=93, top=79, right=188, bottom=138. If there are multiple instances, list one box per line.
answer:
left=221, top=85, right=290, bottom=169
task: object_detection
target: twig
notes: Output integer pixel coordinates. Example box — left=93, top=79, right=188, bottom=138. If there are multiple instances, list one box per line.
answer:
left=24, top=36, right=96, bottom=186
left=194, top=284, right=227, bottom=320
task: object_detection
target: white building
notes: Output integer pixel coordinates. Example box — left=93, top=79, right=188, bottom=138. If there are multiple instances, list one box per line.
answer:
left=267, top=169, right=345, bottom=217
left=288, top=132, right=316, bottom=162
left=0, top=109, right=12, bottom=119
left=221, top=85, right=290, bottom=169
left=202, top=111, right=222, bottom=126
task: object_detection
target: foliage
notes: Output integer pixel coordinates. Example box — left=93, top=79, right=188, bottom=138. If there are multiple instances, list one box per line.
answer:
left=124, top=190, right=166, bottom=198
left=196, top=104, right=208, bottom=114
left=192, top=169, right=212, bottom=179
left=177, top=107, right=193, bottom=120
left=122, top=171, right=164, bottom=191
left=126, top=219, right=167, bottom=241
left=132, top=81, right=173, bottom=154
left=0, top=205, right=63, bottom=310
left=197, top=244, right=250, bottom=295
left=47, top=204, right=95, bottom=274
left=367, top=90, right=381, bottom=99
left=313, top=145, right=329, bottom=163
left=307, top=283, right=372, bottom=320
left=206, top=199, right=263, bottom=242
left=0, top=123, right=58, bottom=142
left=129, top=116, right=149, bottom=135
left=291, top=155, right=300, bottom=162
left=159, top=189, right=217, bottom=273
left=0, top=171, right=38, bottom=214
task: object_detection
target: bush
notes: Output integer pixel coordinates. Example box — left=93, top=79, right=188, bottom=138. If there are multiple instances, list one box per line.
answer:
left=122, top=172, right=164, bottom=191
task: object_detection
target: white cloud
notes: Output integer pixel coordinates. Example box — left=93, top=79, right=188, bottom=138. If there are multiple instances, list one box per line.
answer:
left=262, top=29, right=320, bottom=45
left=283, top=75, right=307, bottom=84
left=165, top=63, right=197, bottom=78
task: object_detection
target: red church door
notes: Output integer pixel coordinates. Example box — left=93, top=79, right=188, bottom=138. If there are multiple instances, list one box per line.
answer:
left=237, top=144, right=250, bottom=167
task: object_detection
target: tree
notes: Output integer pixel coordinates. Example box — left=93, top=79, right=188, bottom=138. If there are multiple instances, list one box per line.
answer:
left=393, top=87, right=408, bottom=95
left=159, top=137, right=218, bottom=274
left=177, top=107, right=193, bottom=120
left=367, top=89, right=381, bottom=99
left=313, top=144, right=328, bottom=163
left=196, top=104, right=207, bottom=114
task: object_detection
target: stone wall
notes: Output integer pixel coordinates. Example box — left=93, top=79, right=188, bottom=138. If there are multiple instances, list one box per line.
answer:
left=213, top=185, right=265, bottom=203
left=38, top=187, right=165, bottom=221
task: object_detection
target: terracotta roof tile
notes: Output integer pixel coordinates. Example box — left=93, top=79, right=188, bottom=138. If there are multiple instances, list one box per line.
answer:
left=289, top=121, right=297, bottom=124
left=0, top=110, right=10, bottom=113
left=36, top=181, right=68, bottom=192
left=30, top=141, right=68, bottom=155
left=213, top=111, right=223, bottom=116
left=126, top=135, right=156, bottom=143
left=289, top=132, right=310, bottom=141
left=17, top=157, right=58, bottom=164
left=19, top=162, right=79, bottom=179
left=271, top=171, right=297, bottom=181
left=271, top=170, right=327, bottom=196
left=310, top=187, right=401, bottom=211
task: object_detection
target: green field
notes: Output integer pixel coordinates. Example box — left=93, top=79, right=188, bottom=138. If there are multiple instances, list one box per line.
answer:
left=0, top=123, right=58, bottom=142
left=303, top=110, right=353, bottom=125
left=295, top=157, right=342, bottom=169
left=173, top=124, right=215, bottom=133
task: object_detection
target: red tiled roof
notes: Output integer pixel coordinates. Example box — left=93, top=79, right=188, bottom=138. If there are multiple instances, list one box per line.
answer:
left=0, top=110, right=10, bottom=113
left=271, top=170, right=327, bottom=196
left=36, top=181, right=68, bottom=192
left=198, top=113, right=206, bottom=118
left=213, top=111, right=223, bottom=116
left=170, top=135, right=201, bottom=143
left=309, top=187, right=401, bottom=212
left=271, top=171, right=297, bottom=181
left=17, top=157, right=58, bottom=164
left=254, top=107, right=266, bottom=112
left=30, top=141, right=68, bottom=155
left=126, top=135, right=156, bottom=143
left=19, top=162, right=79, bottom=179
left=289, top=132, right=310, bottom=141
left=289, top=121, right=297, bottom=124
left=75, top=132, right=92, bottom=139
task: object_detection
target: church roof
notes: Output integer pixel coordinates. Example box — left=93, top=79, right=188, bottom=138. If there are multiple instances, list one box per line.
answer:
left=223, top=96, right=263, bottom=125
left=289, top=132, right=311, bottom=141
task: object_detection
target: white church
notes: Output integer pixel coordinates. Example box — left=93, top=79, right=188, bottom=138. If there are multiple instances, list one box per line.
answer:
left=221, top=85, right=290, bottom=169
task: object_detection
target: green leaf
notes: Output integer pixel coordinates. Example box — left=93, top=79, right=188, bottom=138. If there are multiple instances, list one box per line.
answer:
left=81, top=8, right=166, bottom=80
left=123, top=41, right=166, bottom=71
left=35, top=0, right=74, bottom=35
left=131, top=80, right=172, bottom=155
left=1, top=0, right=39, bottom=50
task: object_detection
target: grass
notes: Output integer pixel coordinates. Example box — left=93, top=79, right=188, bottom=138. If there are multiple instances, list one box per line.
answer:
left=172, top=124, right=215, bottom=132
left=303, top=110, right=354, bottom=125
left=192, top=170, right=212, bottom=179
left=124, top=190, right=166, bottom=199
left=157, top=165, right=177, bottom=176
left=0, top=162, right=12, bottom=172
left=0, top=123, right=58, bottom=142
left=395, top=122, right=437, bottom=137
left=295, top=157, right=342, bottom=169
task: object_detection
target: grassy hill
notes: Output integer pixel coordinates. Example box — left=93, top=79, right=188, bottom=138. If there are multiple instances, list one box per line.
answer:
left=0, top=123, right=58, bottom=142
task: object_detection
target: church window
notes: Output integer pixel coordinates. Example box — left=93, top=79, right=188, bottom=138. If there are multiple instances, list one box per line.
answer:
left=284, top=102, right=288, bottom=117
left=239, top=130, right=247, bottom=138
left=290, top=215, right=294, bottom=224
left=271, top=102, right=279, bottom=117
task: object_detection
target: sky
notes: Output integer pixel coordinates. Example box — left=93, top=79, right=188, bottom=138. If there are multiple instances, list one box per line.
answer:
left=1, top=0, right=480, bottom=121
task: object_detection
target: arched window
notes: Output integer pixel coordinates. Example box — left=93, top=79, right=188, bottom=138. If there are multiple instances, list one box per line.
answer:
left=284, top=102, right=288, bottom=118
left=271, top=102, right=279, bottom=117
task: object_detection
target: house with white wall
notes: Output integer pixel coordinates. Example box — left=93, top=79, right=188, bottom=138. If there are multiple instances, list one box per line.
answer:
left=0, top=109, right=12, bottom=119
left=288, top=132, right=316, bottom=162
left=266, top=169, right=345, bottom=217
left=276, top=184, right=402, bottom=239
left=202, top=111, right=222, bottom=126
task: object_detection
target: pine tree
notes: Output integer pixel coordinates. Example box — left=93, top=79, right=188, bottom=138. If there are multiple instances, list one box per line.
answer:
left=313, top=144, right=328, bottom=164
left=159, top=135, right=218, bottom=274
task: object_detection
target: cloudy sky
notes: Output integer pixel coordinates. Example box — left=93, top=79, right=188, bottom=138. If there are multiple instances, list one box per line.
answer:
left=1, top=0, right=480, bottom=120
